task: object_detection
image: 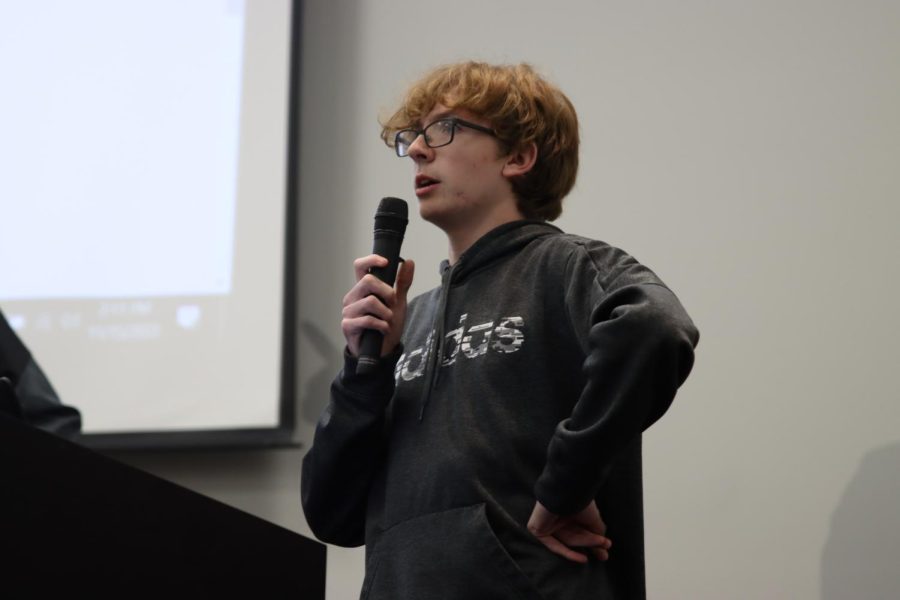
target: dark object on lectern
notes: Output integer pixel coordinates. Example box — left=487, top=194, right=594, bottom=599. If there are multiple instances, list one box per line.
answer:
left=0, top=413, right=326, bottom=597
left=0, top=375, right=23, bottom=419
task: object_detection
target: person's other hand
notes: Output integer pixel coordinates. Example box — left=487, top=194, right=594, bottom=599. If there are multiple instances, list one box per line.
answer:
left=527, top=500, right=611, bottom=563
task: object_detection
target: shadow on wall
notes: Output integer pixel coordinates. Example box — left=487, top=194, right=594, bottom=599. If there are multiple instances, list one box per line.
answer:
left=299, top=320, right=342, bottom=425
left=294, top=0, right=364, bottom=428
left=821, top=441, right=900, bottom=599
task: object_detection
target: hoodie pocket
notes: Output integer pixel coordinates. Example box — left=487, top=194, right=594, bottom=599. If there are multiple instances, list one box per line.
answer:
left=361, top=503, right=544, bottom=600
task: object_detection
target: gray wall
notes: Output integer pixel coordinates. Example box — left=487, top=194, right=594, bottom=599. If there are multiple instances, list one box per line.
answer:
left=116, top=1, right=900, bottom=598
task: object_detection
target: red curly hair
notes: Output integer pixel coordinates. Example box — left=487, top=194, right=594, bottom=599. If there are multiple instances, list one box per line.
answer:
left=380, top=61, right=579, bottom=221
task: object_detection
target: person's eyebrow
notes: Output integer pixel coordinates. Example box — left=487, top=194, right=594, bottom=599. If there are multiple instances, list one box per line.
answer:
left=420, top=110, right=457, bottom=127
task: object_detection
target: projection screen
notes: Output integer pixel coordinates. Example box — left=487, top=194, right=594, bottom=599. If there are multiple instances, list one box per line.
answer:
left=0, top=0, right=300, bottom=449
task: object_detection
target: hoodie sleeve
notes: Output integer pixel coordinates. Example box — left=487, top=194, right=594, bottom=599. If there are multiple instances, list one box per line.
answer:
left=300, top=349, right=399, bottom=547
left=533, top=244, right=700, bottom=516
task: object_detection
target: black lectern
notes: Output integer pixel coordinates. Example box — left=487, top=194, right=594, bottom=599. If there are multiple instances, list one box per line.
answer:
left=0, top=412, right=326, bottom=598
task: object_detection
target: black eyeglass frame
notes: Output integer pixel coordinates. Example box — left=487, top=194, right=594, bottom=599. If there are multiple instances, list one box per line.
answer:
left=393, top=117, right=497, bottom=157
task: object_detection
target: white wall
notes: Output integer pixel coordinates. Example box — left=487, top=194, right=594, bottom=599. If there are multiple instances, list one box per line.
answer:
left=119, top=1, right=900, bottom=598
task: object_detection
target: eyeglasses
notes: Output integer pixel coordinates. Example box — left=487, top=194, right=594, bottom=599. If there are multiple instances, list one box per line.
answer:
left=393, top=117, right=497, bottom=157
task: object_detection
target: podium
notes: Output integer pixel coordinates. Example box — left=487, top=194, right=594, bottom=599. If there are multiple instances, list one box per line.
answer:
left=0, top=412, right=326, bottom=597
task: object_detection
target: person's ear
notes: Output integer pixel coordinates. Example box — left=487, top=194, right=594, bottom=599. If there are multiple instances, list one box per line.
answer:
left=502, top=142, right=538, bottom=178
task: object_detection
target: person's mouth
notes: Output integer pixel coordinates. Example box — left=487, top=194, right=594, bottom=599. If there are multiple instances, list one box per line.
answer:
left=415, top=174, right=440, bottom=197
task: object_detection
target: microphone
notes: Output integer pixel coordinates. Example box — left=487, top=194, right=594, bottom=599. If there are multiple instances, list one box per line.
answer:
left=356, top=197, right=408, bottom=375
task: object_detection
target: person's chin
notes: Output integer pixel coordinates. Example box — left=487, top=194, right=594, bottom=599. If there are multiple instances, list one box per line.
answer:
left=418, top=198, right=448, bottom=225
left=418, top=203, right=438, bottom=223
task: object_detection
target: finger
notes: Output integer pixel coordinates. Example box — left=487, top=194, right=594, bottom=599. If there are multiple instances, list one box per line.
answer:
left=342, top=315, right=391, bottom=339
left=343, top=274, right=395, bottom=307
left=342, top=295, right=393, bottom=322
left=590, top=546, right=610, bottom=562
left=534, top=535, right=588, bottom=564
left=394, top=259, right=415, bottom=302
left=553, top=526, right=612, bottom=550
left=353, top=254, right=389, bottom=281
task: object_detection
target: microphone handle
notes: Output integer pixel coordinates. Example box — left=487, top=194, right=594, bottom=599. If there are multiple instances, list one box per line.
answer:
left=356, top=229, right=404, bottom=375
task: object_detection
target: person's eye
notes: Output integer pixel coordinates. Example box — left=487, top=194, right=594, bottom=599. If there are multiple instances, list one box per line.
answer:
left=437, top=119, right=457, bottom=134
left=397, top=130, right=417, bottom=145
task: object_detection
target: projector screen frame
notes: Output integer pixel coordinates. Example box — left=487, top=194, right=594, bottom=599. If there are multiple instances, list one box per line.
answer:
left=77, top=0, right=303, bottom=452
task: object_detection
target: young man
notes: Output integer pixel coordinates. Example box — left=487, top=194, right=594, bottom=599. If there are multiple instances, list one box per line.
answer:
left=302, top=62, right=699, bottom=599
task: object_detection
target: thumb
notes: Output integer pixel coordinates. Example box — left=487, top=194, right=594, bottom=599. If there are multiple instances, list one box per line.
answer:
left=395, top=258, right=415, bottom=301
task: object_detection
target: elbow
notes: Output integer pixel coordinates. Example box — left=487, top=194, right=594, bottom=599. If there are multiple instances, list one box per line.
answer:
left=656, top=311, right=699, bottom=384
left=304, top=511, right=364, bottom=548
left=300, top=461, right=366, bottom=548
left=304, top=516, right=365, bottom=548
left=643, top=311, right=699, bottom=390
left=630, top=285, right=700, bottom=382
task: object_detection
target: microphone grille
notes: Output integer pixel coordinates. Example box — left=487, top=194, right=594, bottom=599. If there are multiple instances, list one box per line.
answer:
left=376, top=197, right=408, bottom=220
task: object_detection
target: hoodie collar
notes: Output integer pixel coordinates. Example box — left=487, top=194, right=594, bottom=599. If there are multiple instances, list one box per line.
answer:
left=439, top=220, right=562, bottom=282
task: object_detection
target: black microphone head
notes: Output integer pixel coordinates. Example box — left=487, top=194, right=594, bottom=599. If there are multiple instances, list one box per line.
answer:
left=376, top=197, right=408, bottom=220
left=374, top=197, right=408, bottom=236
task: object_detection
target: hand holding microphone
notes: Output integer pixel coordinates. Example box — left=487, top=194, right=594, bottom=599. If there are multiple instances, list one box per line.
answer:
left=340, top=198, right=414, bottom=375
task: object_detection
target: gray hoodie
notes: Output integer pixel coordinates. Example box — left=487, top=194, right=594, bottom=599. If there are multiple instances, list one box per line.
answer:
left=302, top=221, right=699, bottom=599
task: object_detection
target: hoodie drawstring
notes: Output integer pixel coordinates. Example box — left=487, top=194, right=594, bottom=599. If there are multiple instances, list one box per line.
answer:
left=418, top=261, right=456, bottom=420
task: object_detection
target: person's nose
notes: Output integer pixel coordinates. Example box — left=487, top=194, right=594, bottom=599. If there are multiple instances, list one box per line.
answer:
left=407, top=134, right=433, bottom=162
